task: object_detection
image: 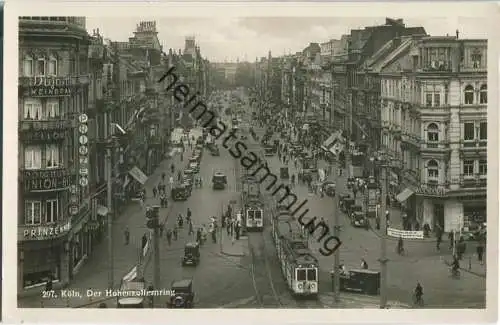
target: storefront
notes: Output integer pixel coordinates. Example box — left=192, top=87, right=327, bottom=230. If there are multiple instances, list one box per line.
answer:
left=18, top=224, right=71, bottom=296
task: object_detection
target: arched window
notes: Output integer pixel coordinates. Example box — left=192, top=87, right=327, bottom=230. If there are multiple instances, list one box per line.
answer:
left=427, top=123, right=439, bottom=141
left=427, top=160, right=439, bottom=181
left=464, top=85, right=474, bottom=104
left=23, top=55, right=33, bottom=77
left=480, top=84, right=487, bottom=104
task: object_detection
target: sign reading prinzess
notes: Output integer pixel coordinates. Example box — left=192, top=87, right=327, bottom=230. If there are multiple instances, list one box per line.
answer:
left=24, top=76, right=74, bottom=97
left=23, top=169, right=74, bottom=192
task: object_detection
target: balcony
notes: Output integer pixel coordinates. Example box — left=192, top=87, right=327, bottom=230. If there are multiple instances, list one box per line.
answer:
left=18, top=217, right=72, bottom=242
left=20, top=167, right=75, bottom=193
left=459, top=174, right=487, bottom=189
left=401, top=133, right=421, bottom=148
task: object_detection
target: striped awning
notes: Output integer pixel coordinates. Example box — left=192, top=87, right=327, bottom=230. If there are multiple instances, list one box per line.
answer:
left=396, top=188, right=415, bottom=203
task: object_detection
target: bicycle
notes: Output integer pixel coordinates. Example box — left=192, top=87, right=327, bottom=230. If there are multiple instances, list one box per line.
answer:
left=412, top=294, right=424, bottom=308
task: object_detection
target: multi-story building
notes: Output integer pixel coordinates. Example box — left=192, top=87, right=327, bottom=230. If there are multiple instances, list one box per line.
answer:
left=18, top=16, right=91, bottom=295
left=380, top=33, right=487, bottom=232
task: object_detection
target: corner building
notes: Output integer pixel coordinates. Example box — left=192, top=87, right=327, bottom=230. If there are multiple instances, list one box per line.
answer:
left=18, top=17, right=90, bottom=296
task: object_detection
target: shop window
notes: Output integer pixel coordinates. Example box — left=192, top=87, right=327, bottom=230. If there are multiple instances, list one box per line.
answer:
left=25, top=200, right=42, bottom=225
left=464, top=85, right=474, bottom=104
left=45, top=144, right=61, bottom=168
left=23, top=56, right=34, bottom=77
left=463, top=160, right=474, bottom=177
left=36, top=58, right=46, bottom=76
left=427, top=123, right=439, bottom=148
left=479, top=159, right=487, bottom=176
left=479, top=84, right=487, bottom=104
left=23, top=99, right=42, bottom=120
left=23, top=269, right=60, bottom=289
left=427, top=160, right=439, bottom=181
left=46, top=99, right=60, bottom=119
left=24, top=145, right=42, bottom=169
left=45, top=199, right=59, bottom=223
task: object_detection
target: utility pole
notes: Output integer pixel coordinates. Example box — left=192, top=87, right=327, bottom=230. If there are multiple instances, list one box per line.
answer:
left=106, top=143, right=114, bottom=289
left=332, top=192, right=340, bottom=302
left=146, top=205, right=161, bottom=295
left=379, top=164, right=389, bottom=308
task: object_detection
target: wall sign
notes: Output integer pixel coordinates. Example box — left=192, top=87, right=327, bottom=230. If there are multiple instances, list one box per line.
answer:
left=21, top=221, right=71, bottom=241
left=26, top=76, right=74, bottom=97
left=23, top=169, right=74, bottom=192
left=21, top=130, right=67, bottom=142
left=78, top=113, right=89, bottom=188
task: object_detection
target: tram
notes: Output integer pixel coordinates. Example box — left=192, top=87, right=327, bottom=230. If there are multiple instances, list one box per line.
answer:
left=245, top=199, right=264, bottom=231
left=272, top=214, right=319, bottom=297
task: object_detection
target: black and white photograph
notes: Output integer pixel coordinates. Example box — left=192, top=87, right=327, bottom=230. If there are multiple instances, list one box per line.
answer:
left=3, top=2, right=498, bottom=324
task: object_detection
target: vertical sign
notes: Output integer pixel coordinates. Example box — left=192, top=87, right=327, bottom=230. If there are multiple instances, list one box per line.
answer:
left=78, top=113, right=89, bottom=189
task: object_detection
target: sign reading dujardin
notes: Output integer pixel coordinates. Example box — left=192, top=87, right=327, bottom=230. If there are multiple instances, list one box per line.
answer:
left=26, top=76, right=75, bottom=97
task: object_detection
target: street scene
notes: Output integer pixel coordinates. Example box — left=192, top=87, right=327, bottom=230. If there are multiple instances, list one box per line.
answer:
left=16, top=15, right=488, bottom=310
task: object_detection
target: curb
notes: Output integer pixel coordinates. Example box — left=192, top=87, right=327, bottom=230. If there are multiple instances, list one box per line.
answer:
left=443, top=260, right=486, bottom=278
left=219, top=250, right=246, bottom=257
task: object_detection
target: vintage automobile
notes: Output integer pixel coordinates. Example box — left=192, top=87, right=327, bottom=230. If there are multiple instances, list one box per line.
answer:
left=196, top=136, right=204, bottom=146
left=167, top=279, right=195, bottom=308
left=212, top=172, right=227, bottom=190
left=351, top=211, right=369, bottom=229
left=208, top=144, right=220, bottom=156
left=263, top=145, right=275, bottom=156
left=340, top=197, right=355, bottom=214
left=347, top=177, right=355, bottom=190
left=188, top=161, right=200, bottom=173
left=338, top=269, right=380, bottom=295
left=117, top=280, right=145, bottom=308
left=322, top=181, right=336, bottom=197
left=280, top=167, right=289, bottom=179
left=182, top=242, right=200, bottom=266
left=171, top=184, right=190, bottom=201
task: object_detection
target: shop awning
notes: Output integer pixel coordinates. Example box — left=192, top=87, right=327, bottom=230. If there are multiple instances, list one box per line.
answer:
left=128, top=166, right=148, bottom=185
left=97, top=205, right=108, bottom=217
left=396, top=188, right=415, bottom=203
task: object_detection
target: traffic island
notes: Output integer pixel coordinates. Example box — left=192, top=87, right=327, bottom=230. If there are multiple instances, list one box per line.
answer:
left=219, top=231, right=246, bottom=257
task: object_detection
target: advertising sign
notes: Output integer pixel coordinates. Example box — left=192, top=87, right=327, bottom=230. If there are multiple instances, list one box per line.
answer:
left=25, top=76, right=75, bottom=97
left=20, top=221, right=71, bottom=241
left=78, top=113, right=89, bottom=189
left=23, top=169, right=73, bottom=192
left=21, top=130, right=68, bottom=142
left=387, top=227, right=424, bottom=239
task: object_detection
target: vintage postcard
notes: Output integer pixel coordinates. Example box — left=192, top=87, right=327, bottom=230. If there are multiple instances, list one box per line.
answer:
left=3, top=1, right=498, bottom=324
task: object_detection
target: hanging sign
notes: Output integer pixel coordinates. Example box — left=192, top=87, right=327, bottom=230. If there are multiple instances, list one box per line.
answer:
left=78, top=113, right=89, bottom=189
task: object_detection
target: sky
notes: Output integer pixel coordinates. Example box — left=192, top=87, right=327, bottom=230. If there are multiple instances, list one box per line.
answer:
left=86, top=16, right=488, bottom=62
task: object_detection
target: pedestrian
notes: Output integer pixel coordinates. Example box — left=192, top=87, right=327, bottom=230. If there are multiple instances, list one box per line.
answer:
left=361, top=259, right=368, bottom=269
left=45, top=274, right=53, bottom=292
left=476, top=244, right=484, bottom=264
left=226, top=219, right=231, bottom=236
left=124, top=227, right=130, bottom=245
left=166, top=229, right=172, bottom=245
left=169, top=176, right=174, bottom=188
left=173, top=227, right=178, bottom=241
left=188, top=220, right=194, bottom=235
left=353, top=188, right=357, bottom=199
left=375, top=216, right=380, bottom=230
left=141, top=234, right=148, bottom=250
left=159, top=223, right=165, bottom=238
left=436, top=233, right=442, bottom=252
left=448, top=232, right=455, bottom=250
left=152, top=186, right=158, bottom=198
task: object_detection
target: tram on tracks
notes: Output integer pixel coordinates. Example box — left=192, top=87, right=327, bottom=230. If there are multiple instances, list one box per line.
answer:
left=241, top=173, right=264, bottom=232
left=271, top=213, right=319, bottom=297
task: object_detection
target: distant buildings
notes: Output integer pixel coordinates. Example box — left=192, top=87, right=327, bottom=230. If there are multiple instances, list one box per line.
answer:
left=255, top=17, right=487, bottom=234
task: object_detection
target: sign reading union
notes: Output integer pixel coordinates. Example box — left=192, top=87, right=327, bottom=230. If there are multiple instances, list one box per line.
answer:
left=27, top=76, right=75, bottom=97
left=23, top=169, right=74, bottom=192
left=21, top=221, right=71, bottom=241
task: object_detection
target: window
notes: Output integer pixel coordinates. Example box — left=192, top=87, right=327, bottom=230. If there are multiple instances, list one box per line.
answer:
left=45, top=199, right=58, bottom=223
left=471, top=53, right=481, bottom=68
left=47, top=56, right=57, bottom=76
left=25, top=200, right=42, bottom=225
left=427, top=123, right=439, bottom=147
left=297, top=269, right=307, bottom=281
left=23, top=99, right=42, bottom=120
left=463, top=160, right=474, bottom=177
left=23, top=56, right=33, bottom=76
left=427, top=160, right=439, bottom=180
left=425, top=94, right=432, bottom=107
left=479, top=84, right=487, bottom=104
left=36, top=58, right=46, bottom=76
left=24, top=146, right=42, bottom=169
left=479, top=160, right=487, bottom=176
left=463, top=122, right=475, bottom=141
left=479, top=122, right=487, bottom=140
left=464, top=85, right=474, bottom=104
left=434, top=94, right=440, bottom=107
left=307, top=269, right=317, bottom=281
left=46, top=99, right=60, bottom=119
left=45, top=144, right=61, bottom=168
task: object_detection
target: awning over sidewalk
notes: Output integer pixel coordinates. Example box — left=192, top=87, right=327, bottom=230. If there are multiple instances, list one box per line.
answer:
left=396, top=188, right=415, bottom=203
left=128, top=166, right=148, bottom=185
left=97, top=205, right=108, bottom=217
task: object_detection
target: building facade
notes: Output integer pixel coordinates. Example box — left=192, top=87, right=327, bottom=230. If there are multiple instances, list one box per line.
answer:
left=18, top=16, right=91, bottom=295
left=380, top=34, right=487, bottom=232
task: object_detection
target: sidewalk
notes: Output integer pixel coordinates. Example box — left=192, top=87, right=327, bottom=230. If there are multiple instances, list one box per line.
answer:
left=219, top=230, right=246, bottom=257
left=319, top=292, right=409, bottom=309
left=18, top=147, right=186, bottom=308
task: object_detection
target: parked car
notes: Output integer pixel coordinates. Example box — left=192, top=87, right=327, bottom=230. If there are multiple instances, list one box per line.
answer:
left=167, top=279, right=195, bottom=308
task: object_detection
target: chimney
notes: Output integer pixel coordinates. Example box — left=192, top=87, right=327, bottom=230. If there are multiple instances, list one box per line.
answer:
left=456, top=29, right=459, bottom=39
